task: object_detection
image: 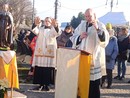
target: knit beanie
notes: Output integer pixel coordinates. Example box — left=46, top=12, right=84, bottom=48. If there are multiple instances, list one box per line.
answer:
left=106, top=23, right=112, bottom=30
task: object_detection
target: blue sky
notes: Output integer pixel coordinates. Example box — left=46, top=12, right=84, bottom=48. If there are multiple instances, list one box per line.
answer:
left=32, top=0, right=130, bottom=24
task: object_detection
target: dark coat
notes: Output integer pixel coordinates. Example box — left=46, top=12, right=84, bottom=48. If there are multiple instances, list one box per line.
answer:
left=56, top=31, right=73, bottom=47
left=117, top=35, right=130, bottom=60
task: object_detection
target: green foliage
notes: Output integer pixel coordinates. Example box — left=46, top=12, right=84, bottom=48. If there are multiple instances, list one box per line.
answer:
left=0, top=78, right=9, bottom=96
left=0, top=89, right=4, bottom=98
left=70, top=12, right=85, bottom=29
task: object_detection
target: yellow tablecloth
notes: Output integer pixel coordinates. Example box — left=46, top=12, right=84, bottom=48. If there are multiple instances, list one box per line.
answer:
left=0, top=50, right=19, bottom=89
left=78, top=54, right=91, bottom=98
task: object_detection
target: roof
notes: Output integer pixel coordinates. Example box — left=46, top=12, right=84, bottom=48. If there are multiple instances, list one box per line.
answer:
left=98, top=12, right=129, bottom=26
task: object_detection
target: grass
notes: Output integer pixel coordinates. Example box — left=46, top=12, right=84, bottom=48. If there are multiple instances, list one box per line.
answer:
left=17, top=63, right=31, bottom=83
left=16, top=52, right=33, bottom=83
left=18, top=67, right=30, bottom=70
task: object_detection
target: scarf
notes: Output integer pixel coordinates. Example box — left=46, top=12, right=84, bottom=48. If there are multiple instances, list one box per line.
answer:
left=118, top=34, right=129, bottom=41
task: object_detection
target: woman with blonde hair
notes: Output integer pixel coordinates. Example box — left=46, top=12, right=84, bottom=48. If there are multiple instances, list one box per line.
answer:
left=101, top=28, right=118, bottom=88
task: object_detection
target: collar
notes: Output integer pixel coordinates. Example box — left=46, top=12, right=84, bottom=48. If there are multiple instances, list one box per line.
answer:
left=44, top=26, right=51, bottom=29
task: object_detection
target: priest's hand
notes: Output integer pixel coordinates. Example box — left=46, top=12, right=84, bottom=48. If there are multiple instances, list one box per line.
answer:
left=51, top=18, right=58, bottom=27
left=34, top=16, right=41, bottom=26
left=92, top=21, right=99, bottom=31
left=80, top=32, right=88, bottom=40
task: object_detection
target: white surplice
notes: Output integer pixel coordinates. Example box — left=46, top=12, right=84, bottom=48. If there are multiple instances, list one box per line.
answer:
left=70, top=20, right=109, bottom=80
left=32, top=26, right=59, bottom=68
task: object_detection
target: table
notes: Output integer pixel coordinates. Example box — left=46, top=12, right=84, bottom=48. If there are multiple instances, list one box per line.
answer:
left=0, top=50, right=19, bottom=98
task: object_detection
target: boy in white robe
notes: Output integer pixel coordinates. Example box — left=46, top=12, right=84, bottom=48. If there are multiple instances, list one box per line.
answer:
left=32, top=17, right=59, bottom=91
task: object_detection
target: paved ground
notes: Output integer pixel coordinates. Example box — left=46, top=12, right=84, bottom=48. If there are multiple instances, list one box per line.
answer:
left=18, top=63, right=130, bottom=98
left=100, top=63, right=130, bottom=98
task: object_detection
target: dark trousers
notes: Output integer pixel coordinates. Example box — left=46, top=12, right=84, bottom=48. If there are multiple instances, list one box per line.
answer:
left=117, top=59, right=126, bottom=77
left=89, top=79, right=100, bottom=98
left=33, top=66, right=55, bottom=86
left=102, top=69, right=112, bottom=87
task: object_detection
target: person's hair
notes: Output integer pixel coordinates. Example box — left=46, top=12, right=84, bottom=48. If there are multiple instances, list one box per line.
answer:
left=64, top=25, right=73, bottom=32
left=65, top=25, right=72, bottom=30
left=121, top=27, right=128, bottom=35
left=3, top=2, right=9, bottom=8
left=84, top=8, right=97, bottom=22
left=2, top=2, right=12, bottom=12
left=44, top=17, right=52, bottom=24
left=85, top=8, right=93, bottom=14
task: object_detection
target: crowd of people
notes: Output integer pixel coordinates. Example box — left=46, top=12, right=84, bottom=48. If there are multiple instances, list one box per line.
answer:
left=1, top=2, right=130, bottom=98
left=13, top=7, right=130, bottom=98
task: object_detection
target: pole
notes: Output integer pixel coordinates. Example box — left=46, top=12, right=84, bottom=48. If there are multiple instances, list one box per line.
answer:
left=110, top=0, right=113, bottom=12
left=32, top=0, right=35, bottom=24
left=54, top=0, right=58, bottom=19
